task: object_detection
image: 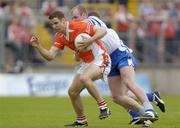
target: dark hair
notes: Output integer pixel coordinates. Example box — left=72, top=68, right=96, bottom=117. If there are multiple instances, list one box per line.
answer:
left=71, top=5, right=87, bottom=15
left=88, top=11, right=100, bottom=18
left=49, top=11, right=65, bottom=20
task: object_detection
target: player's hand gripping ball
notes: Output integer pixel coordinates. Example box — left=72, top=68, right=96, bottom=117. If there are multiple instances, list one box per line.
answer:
left=74, top=33, right=92, bottom=51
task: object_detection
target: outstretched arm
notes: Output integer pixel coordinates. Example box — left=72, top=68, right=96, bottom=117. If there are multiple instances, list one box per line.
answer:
left=30, top=35, right=59, bottom=61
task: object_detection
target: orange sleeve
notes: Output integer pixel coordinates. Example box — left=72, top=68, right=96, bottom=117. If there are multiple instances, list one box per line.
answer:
left=53, top=33, right=64, bottom=50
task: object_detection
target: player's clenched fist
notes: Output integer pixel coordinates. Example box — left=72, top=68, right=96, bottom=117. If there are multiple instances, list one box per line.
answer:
left=30, top=35, right=39, bottom=48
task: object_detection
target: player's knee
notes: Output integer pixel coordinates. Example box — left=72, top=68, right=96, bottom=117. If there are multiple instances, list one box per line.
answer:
left=122, top=79, right=139, bottom=91
left=122, top=78, right=133, bottom=87
left=68, top=88, right=78, bottom=98
left=112, top=94, right=126, bottom=104
left=111, top=96, right=118, bottom=103
left=112, top=95, right=121, bottom=102
left=79, top=75, right=90, bottom=84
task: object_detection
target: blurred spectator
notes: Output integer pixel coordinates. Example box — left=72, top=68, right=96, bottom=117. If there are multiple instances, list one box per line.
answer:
left=169, top=1, right=180, bottom=17
left=162, top=2, right=179, bottom=63
left=0, top=1, right=7, bottom=17
left=114, top=4, right=134, bottom=45
left=164, top=18, right=178, bottom=62
left=131, top=21, right=147, bottom=63
left=5, top=17, right=44, bottom=73
left=18, top=0, right=36, bottom=27
left=168, top=2, right=180, bottom=63
left=41, top=0, right=58, bottom=16
left=139, top=0, right=155, bottom=20
left=6, top=17, right=24, bottom=73
left=4, top=0, right=19, bottom=19
left=143, top=2, right=168, bottom=63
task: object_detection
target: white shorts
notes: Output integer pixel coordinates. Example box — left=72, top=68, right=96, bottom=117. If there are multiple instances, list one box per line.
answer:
left=77, top=58, right=111, bottom=83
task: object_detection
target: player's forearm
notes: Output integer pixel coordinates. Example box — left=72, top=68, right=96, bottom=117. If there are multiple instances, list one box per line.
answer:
left=90, top=28, right=107, bottom=43
left=36, top=45, right=55, bottom=61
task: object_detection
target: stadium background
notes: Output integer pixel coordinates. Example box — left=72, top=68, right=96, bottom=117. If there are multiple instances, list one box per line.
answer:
left=0, top=0, right=180, bottom=127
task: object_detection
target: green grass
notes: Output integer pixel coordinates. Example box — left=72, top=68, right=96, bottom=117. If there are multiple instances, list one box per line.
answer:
left=0, top=95, right=180, bottom=128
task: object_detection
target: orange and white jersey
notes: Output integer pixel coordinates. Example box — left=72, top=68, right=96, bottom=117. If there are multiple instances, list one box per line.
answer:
left=53, top=21, right=110, bottom=64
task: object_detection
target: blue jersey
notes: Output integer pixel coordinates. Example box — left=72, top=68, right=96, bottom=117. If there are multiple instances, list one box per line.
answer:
left=87, top=16, right=136, bottom=77
left=88, top=16, right=108, bottom=29
left=87, top=16, right=132, bottom=54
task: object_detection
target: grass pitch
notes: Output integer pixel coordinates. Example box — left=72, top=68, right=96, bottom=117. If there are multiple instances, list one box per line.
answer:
left=0, top=95, right=180, bottom=128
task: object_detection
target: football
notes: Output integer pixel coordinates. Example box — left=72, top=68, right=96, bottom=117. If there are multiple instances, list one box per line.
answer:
left=74, top=33, right=91, bottom=51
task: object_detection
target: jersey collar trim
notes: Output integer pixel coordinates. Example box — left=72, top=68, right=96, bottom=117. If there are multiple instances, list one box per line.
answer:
left=65, top=21, right=75, bottom=40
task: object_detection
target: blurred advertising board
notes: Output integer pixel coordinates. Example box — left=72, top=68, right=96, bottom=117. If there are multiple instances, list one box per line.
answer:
left=0, top=73, right=151, bottom=96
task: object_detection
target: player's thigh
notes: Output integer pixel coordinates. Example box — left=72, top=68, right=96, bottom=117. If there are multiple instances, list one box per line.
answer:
left=82, top=64, right=103, bottom=81
left=108, top=75, right=128, bottom=96
left=69, top=74, right=85, bottom=94
left=120, top=66, right=136, bottom=82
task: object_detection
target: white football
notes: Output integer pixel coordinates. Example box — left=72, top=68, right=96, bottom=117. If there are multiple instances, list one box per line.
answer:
left=74, top=33, right=91, bottom=51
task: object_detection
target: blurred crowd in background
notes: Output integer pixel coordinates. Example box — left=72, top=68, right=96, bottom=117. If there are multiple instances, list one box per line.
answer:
left=0, top=0, right=180, bottom=73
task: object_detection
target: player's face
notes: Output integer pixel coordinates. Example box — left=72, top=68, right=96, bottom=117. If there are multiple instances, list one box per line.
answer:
left=71, top=9, right=84, bottom=21
left=49, top=17, right=66, bottom=32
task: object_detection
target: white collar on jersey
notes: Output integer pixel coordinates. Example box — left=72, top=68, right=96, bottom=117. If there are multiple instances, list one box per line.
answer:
left=65, top=21, right=74, bottom=40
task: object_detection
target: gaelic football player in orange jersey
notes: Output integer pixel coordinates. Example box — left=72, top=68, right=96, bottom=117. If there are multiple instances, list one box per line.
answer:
left=30, top=11, right=111, bottom=127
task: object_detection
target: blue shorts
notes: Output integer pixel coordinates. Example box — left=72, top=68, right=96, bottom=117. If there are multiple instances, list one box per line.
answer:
left=108, top=48, right=137, bottom=77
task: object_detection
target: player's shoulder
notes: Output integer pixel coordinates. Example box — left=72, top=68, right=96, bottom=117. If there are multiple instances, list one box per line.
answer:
left=69, top=21, right=87, bottom=28
left=88, top=16, right=102, bottom=22
left=88, top=16, right=107, bottom=28
left=88, top=16, right=99, bottom=19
